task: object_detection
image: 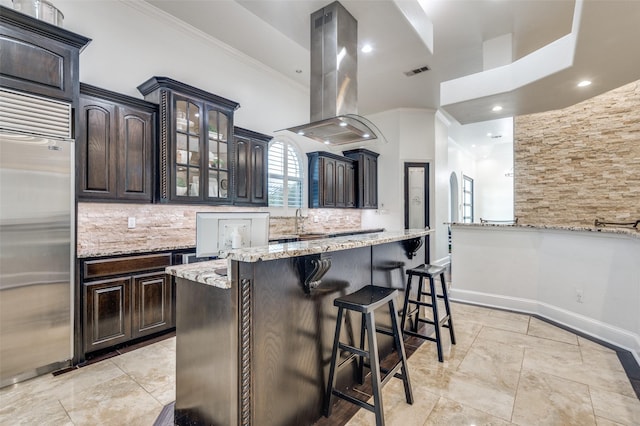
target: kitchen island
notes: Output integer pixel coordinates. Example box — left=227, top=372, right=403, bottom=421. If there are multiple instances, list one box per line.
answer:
left=166, top=229, right=431, bottom=426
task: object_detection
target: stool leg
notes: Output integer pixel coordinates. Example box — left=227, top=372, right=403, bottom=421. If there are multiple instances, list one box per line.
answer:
left=400, top=273, right=413, bottom=334
left=440, top=272, right=456, bottom=345
left=364, top=311, right=385, bottom=426
left=429, top=277, right=444, bottom=362
left=413, top=276, right=425, bottom=333
left=324, top=307, right=344, bottom=417
left=357, top=313, right=366, bottom=384
left=388, top=298, right=413, bottom=405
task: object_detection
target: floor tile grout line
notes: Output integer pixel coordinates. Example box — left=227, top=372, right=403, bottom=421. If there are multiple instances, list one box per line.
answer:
left=56, top=398, right=76, bottom=425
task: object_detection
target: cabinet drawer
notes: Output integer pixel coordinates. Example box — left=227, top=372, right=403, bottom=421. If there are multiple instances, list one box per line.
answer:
left=84, top=253, right=172, bottom=279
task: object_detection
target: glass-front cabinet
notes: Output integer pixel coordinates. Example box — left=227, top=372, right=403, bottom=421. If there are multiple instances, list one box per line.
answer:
left=138, top=77, right=239, bottom=203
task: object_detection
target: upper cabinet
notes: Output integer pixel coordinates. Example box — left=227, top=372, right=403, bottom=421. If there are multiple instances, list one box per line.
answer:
left=308, top=151, right=355, bottom=209
left=78, top=84, right=156, bottom=202
left=234, top=127, right=270, bottom=206
left=137, top=77, right=239, bottom=204
left=0, top=6, right=90, bottom=103
left=343, top=149, right=379, bottom=209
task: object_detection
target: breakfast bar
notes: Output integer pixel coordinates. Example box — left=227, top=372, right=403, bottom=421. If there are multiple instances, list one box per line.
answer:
left=166, top=229, right=432, bottom=426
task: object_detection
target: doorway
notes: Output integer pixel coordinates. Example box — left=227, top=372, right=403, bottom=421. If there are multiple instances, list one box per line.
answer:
left=404, top=163, right=429, bottom=229
left=449, top=172, right=459, bottom=223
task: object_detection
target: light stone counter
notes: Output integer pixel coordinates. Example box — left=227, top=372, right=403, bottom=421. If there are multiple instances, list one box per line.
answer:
left=165, top=229, right=431, bottom=288
left=450, top=222, right=639, bottom=239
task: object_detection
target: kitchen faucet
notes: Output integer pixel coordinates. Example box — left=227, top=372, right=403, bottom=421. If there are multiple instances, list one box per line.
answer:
left=295, top=208, right=304, bottom=234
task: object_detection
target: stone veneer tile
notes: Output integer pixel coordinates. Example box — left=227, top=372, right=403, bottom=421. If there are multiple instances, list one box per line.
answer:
left=515, top=80, right=640, bottom=227
left=77, top=203, right=361, bottom=257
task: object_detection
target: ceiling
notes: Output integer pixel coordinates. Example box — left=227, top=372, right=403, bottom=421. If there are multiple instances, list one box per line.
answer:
left=146, top=0, right=640, bottom=147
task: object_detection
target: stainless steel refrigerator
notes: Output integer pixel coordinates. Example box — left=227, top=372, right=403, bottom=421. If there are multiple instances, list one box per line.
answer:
left=0, top=88, right=75, bottom=387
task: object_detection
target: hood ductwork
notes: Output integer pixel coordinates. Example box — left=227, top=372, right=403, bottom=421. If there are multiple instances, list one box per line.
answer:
left=284, top=1, right=382, bottom=145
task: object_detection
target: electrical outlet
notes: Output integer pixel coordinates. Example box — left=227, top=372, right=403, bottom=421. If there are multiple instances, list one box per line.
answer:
left=128, top=217, right=136, bottom=229
left=576, top=289, right=583, bottom=303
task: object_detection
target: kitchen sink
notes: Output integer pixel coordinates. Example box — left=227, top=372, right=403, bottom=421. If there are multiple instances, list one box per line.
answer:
left=296, top=233, right=328, bottom=241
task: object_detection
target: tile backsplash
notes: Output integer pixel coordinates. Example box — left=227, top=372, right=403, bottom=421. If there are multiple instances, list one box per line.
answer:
left=77, top=203, right=362, bottom=257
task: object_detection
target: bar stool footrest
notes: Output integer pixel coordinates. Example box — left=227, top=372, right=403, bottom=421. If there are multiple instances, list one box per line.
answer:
left=339, top=342, right=369, bottom=359
left=332, top=389, right=375, bottom=413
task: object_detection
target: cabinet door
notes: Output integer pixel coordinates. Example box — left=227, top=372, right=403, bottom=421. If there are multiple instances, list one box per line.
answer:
left=251, top=141, right=268, bottom=205
left=117, top=105, right=154, bottom=201
left=78, top=96, right=117, bottom=199
left=335, top=161, right=346, bottom=207
left=205, top=105, right=231, bottom=202
left=174, top=96, right=203, bottom=201
left=321, top=158, right=336, bottom=207
left=84, top=277, right=131, bottom=353
left=235, top=137, right=250, bottom=203
left=132, top=272, right=171, bottom=338
left=0, top=12, right=88, bottom=102
left=346, top=162, right=356, bottom=208
left=363, top=155, right=378, bottom=208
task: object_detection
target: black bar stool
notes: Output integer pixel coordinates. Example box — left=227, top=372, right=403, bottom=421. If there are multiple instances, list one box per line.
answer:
left=400, top=264, right=456, bottom=362
left=324, top=285, right=413, bottom=426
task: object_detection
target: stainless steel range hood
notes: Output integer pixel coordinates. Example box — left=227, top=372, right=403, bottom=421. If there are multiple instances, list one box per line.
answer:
left=284, top=1, right=381, bottom=145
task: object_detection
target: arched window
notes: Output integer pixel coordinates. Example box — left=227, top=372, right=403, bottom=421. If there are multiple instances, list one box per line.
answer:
left=268, top=139, right=303, bottom=208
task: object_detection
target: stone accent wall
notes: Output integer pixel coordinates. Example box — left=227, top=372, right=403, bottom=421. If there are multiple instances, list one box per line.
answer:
left=514, top=80, right=640, bottom=227
left=77, top=203, right=362, bottom=257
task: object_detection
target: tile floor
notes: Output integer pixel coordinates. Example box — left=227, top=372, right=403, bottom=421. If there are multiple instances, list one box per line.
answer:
left=1, top=302, right=639, bottom=425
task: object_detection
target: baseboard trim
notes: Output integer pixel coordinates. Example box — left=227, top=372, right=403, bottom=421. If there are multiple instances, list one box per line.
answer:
left=450, top=288, right=640, bottom=366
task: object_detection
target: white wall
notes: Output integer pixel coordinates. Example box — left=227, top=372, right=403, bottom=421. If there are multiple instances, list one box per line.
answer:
left=451, top=225, right=640, bottom=364
left=447, top=127, right=514, bottom=223
left=56, top=0, right=308, bottom=136
left=447, top=140, right=476, bottom=222
left=360, top=108, right=450, bottom=264
left=475, top=142, right=514, bottom=221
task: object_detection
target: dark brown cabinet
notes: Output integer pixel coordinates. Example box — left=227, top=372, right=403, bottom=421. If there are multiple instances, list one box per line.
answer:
left=132, top=272, right=171, bottom=339
left=343, top=149, right=379, bottom=209
left=84, top=277, right=132, bottom=353
left=80, top=252, right=172, bottom=358
left=234, top=127, right=270, bottom=206
left=0, top=6, right=90, bottom=103
left=137, top=77, right=239, bottom=204
left=308, top=151, right=355, bottom=208
left=78, top=84, right=156, bottom=202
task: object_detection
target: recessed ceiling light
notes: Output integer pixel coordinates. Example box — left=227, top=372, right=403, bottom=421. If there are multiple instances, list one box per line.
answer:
left=362, top=133, right=370, bottom=138
left=324, top=140, right=331, bottom=145
left=471, top=144, right=476, bottom=148
left=492, top=106, right=503, bottom=112
left=297, top=130, right=305, bottom=136
left=486, top=132, right=492, bottom=137
left=361, top=44, right=373, bottom=53
left=339, top=122, right=348, bottom=127
left=577, top=80, right=592, bottom=87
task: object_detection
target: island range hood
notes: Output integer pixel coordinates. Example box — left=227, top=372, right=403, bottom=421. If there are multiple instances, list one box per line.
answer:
left=284, top=1, right=382, bottom=145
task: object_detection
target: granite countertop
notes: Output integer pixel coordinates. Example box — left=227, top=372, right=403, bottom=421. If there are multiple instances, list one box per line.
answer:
left=222, top=229, right=430, bottom=262
left=450, top=222, right=640, bottom=239
left=166, top=229, right=431, bottom=288
left=166, top=258, right=231, bottom=289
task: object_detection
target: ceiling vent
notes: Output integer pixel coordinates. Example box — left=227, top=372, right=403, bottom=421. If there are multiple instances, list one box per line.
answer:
left=404, top=66, right=430, bottom=77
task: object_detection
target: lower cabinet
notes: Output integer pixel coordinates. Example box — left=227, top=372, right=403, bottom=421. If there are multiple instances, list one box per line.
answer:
left=84, top=277, right=132, bottom=352
left=81, top=252, right=173, bottom=358
left=132, top=272, right=171, bottom=339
